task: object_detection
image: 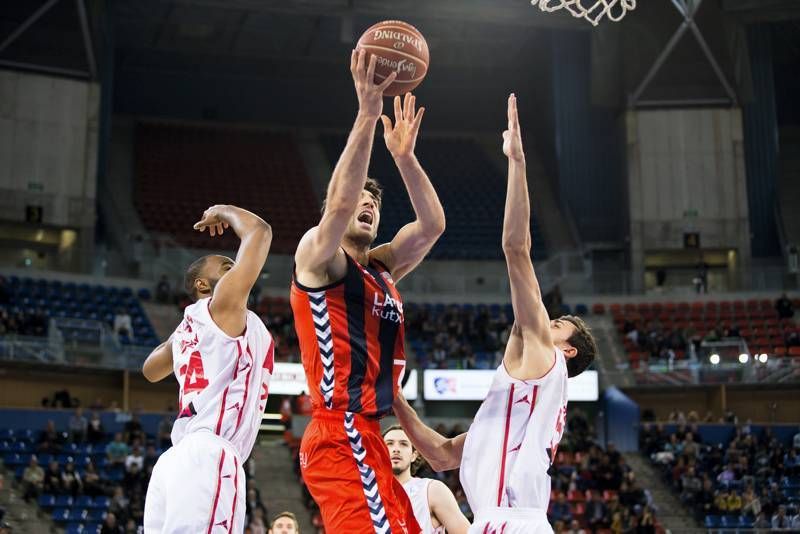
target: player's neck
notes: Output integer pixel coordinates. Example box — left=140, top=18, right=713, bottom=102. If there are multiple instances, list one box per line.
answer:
left=342, top=240, right=371, bottom=266
left=395, top=469, right=412, bottom=484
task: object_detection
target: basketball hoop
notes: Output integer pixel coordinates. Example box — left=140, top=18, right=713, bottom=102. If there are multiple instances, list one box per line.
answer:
left=531, top=0, right=636, bottom=26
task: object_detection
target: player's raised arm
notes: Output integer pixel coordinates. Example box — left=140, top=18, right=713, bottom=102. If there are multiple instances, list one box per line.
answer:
left=295, top=50, right=397, bottom=277
left=429, top=480, right=471, bottom=534
left=142, top=335, right=174, bottom=383
left=392, top=392, right=466, bottom=472
left=370, top=93, right=445, bottom=282
left=501, top=94, right=553, bottom=354
left=193, top=205, right=272, bottom=337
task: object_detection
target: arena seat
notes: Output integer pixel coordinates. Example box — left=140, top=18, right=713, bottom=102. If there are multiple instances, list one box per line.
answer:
left=134, top=122, right=319, bottom=254
left=320, top=134, right=547, bottom=260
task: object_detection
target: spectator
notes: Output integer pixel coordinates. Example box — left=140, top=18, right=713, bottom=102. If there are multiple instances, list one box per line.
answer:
left=584, top=490, right=608, bottom=530
left=43, top=460, right=62, bottom=495
left=248, top=506, right=267, bottom=534
left=125, top=444, right=144, bottom=473
left=773, top=505, right=791, bottom=529
left=775, top=293, right=794, bottom=320
left=565, top=519, right=585, bottom=534
left=680, top=467, right=702, bottom=503
left=143, top=444, right=159, bottom=472
left=741, top=486, right=761, bottom=517
left=794, top=426, right=800, bottom=450
left=124, top=519, right=138, bottom=534
left=108, top=486, right=129, bottom=523
left=83, top=462, right=104, bottom=497
left=717, top=463, right=736, bottom=484
left=61, top=460, right=83, bottom=497
left=156, top=275, right=171, bottom=304
left=106, top=432, right=129, bottom=466
left=101, top=512, right=123, bottom=534
left=21, top=456, right=44, bottom=502
left=89, top=397, right=106, bottom=410
left=68, top=407, right=88, bottom=443
left=157, top=415, right=173, bottom=449
left=269, top=512, right=300, bottom=534
left=550, top=492, right=573, bottom=523
left=113, top=308, right=133, bottom=339
left=124, top=412, right=145, bottom=444
left=791, top=512, right=800, bottom=530
left=753, top=511, right=770, bottom=529
left=37, top=419, right=63, bottom=454
left=87, top=411, right=105, bottom=444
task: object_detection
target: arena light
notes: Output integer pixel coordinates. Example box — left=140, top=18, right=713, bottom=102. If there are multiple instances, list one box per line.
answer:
left=758, top=353, right=769, bottom=363
left=738, top=353, right=749, bottom=364
left=709, top=354, right=720, bottom=365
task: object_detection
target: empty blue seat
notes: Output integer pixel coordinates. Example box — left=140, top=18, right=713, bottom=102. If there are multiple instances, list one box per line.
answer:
left=38, top=494, right=56, bottom=508
left=75, top=495, right=93, bottom=508
left=90, top=496, right=110, bottom=509
left=55, top=495, right=74, bottom=507
left=704, top=515, right=721, bottom=528
left=68, top=508, right=89, bottom=522
left=720, top=515, right=739, bottom=528
left=52, top=507, right=71, bottom=522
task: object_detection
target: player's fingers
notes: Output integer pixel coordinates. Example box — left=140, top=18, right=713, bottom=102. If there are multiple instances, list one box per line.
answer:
left=350, top=49, right=357, bottom=74
left=508, top=93, right=515, bottom=123
left=403, top=92, right=412, bottom=122
left=366, top=53, right=377, bottom=84
left=209, top=224, right=216, bottom=237
left=217, top=223, right=225, bottom=235
left=393, top=95, right=402, bottom=124
left=377, top=70, right=397, bottom=92
left=223, top=222, right=230, bottom=229
left=380, top=115, right=393, bottom=137
left=356, top=49, right=366, bottom=78
left=512, top=94, right=520, bottom=127
left=411, top=107, right=425, bottom=134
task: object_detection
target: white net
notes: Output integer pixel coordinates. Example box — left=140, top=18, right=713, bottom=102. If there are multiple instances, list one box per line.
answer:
left=531, top=0, right=636, bottom=26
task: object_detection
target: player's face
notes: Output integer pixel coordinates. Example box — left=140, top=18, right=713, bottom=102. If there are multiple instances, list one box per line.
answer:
left=270, top=517, right=297, bottom=534
left=199, top=255, right=235, bottom=296
left=550, top=318, right=577, bottom=357
left=345, top=190, right=381, bottom=246
left=384, top=428, right=416, bottom=476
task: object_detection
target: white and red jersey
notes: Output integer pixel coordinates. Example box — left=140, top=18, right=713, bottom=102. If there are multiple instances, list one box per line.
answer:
left=460, top=349, right=569, bottom=514
left=170, top=297, right=274, bottom=461
left=402, top=477, right=445, bottom=534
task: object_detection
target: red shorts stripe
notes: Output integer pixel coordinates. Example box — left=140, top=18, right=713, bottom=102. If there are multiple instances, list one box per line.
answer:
left=206, top=448, right=226, bottom=534
left=227, top=456, right=239, bottom=533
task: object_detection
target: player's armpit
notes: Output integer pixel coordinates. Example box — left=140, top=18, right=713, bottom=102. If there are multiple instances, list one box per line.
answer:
left=143, top=336, right=174, bottom=383
left=370, top=217, right=444, bottom=283
left=428, top=479, right=470, bottom=534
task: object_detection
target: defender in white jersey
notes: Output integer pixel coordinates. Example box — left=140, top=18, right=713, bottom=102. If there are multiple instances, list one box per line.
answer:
left=141, top=205, right=274, bottom=533
left=383, top=425, right=470, bottom=534
left=392, top=95, right=598, bottom=533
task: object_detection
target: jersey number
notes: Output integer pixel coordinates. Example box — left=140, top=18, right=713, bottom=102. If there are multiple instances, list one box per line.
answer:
left=180, top=351, right=209, bottom=394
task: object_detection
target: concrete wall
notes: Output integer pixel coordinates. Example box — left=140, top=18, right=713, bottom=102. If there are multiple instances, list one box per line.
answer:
left=626, top=108, right=751, bottom=290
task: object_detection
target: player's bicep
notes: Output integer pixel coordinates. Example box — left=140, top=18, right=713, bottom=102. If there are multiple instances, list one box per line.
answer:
left=429, top=480, right=470, bottom=534
left=506, top=250, right=551, bottom=345
left=143, top=337, right=174, bottom=383
left=379, top=222, right=436, bottom=282
left=295, top=211, right=350, bottom=273
left=212, top=229, right=271, bottom=312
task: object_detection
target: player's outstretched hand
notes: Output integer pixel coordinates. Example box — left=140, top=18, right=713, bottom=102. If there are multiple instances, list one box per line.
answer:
left=193, top=205, right=231, bottom=237
left=502, top=93, right=525, bottom=162
left=351, top=48, right=397, bottom=119
left=381, top=92, right=425, bottom=160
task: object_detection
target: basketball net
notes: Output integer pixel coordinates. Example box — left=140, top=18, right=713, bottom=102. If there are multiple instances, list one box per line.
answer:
left=531, top=0, right=636, bottom=26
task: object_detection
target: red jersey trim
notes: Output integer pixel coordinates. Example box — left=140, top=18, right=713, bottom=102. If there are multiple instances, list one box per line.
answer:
left=497, top=384, right=515, bottom=506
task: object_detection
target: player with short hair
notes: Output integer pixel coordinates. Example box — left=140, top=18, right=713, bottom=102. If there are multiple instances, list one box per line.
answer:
left=142, top=205, right=275, bottom=533
left=383, top=425, right=470, bottom=534
left=392, top=94, right=598, bottom=534
left=291, top=49, right=445, bottom=533
left=269, top=511, right=300, bottom=534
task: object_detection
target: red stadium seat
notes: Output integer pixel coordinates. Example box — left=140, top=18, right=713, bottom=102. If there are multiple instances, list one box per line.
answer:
left=592, top=303, right=606, bottom=315
left=789, top=347, right=800, bottom=357
left=774, top=347, right=787, bottom=356
left=568, top=490, right=585, bottom=503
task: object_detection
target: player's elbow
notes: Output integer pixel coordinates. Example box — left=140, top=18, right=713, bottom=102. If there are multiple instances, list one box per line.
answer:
left=142, top=364, right=158, bottom=383
left=425, top=217, right=446, bottom=239
left=502, top=242, right=529, bottom=257
left=255, top=222, right=272, bottom=244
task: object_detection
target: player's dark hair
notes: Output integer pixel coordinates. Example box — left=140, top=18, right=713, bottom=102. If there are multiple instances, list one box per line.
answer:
left=561, top=315, right=597, bottom=377
left=183, top=256, right=211, bottom=302
left=271, top=511, right=300, bottom=531
left=382, top=424, right=425, bottom=476
left=320, top=177, right=383, bottom=215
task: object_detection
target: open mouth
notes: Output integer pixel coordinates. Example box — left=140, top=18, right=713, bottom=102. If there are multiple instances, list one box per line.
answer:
left=357, top=211, right=374, bottom=226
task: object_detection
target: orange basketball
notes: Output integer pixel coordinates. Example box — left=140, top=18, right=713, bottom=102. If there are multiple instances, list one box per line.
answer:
left=356, top=20, right=430, bottom=97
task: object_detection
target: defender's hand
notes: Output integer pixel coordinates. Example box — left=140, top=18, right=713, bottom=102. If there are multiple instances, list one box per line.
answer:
left=503, top=93, right=525, bottom=162
left=381, top=93, right=425, bottom=160
left=193, top=205, right=231, bottom=237
left=351, top=49, right=398, bottom=120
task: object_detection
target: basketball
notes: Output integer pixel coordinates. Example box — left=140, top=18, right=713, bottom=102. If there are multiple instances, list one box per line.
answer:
left=356, top=20, right=430, bottom=96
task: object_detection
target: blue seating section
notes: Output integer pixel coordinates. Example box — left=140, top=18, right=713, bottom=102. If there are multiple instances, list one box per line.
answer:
left=1, top=275, right=158, bottom=346
left=321, top=135, right=548, bottom=260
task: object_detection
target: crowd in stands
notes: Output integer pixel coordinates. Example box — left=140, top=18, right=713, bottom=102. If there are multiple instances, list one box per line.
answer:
left=640, top=413, right=800, bottom=530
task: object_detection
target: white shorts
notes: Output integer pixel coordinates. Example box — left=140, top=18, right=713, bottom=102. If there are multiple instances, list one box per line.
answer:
left=144, top=431, right=245, bottom=534
left=469, top=507, right=553, bottom=534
